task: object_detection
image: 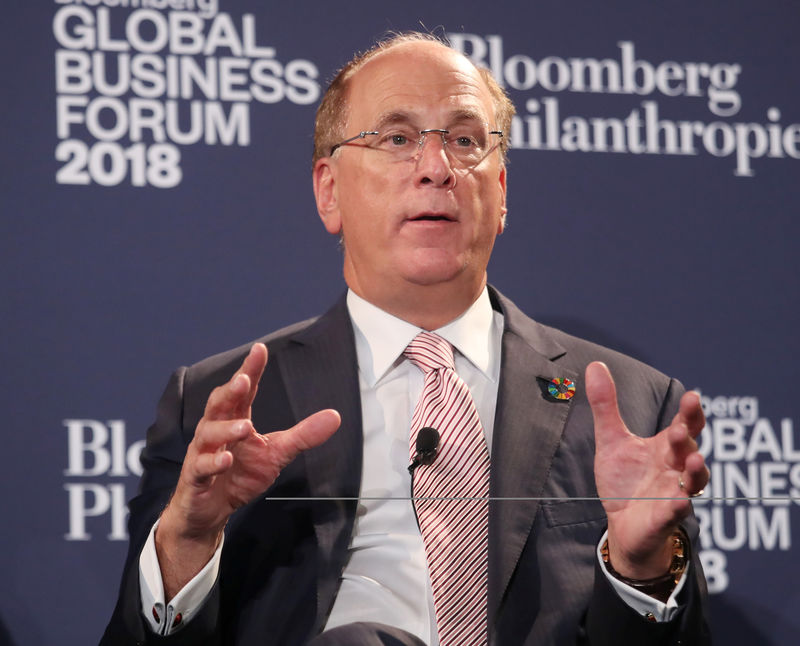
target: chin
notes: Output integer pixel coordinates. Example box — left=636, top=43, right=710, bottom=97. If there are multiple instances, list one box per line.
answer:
left=399, top=255, right=471, bottom=287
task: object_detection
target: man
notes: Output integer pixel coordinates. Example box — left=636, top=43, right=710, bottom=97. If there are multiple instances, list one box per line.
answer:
left=102, top=33, right=710, bottom=645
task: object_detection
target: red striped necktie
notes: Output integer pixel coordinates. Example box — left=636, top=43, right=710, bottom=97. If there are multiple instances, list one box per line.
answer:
left=404, top=331, right=490, bottom=646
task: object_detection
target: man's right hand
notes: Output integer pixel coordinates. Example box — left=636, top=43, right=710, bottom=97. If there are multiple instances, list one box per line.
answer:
left=155, top=343, right=341, bottom=600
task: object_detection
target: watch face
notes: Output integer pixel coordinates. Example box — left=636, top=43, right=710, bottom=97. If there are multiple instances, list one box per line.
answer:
left=669, top=530, right=689, bottom=578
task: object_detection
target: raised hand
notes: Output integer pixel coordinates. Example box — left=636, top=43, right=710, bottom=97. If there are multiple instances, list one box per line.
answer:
left=586, top=361, right=708, bottom=580
left=155, top=343, right=340, bottom=599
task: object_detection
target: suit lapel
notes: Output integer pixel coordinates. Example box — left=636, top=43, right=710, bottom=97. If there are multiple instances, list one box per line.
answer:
left=275, top=296, right=363, bottom=629
left=270, top=289, right=577, bottom=631
left=487, top=289, right=578, bottom=626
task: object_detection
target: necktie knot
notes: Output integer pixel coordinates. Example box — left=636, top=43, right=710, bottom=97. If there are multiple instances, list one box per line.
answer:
left=403, top=331, right=455, bottom=373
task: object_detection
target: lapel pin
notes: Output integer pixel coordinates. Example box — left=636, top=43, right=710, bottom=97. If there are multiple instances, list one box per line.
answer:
left=548, top=377, right=576, bottom=400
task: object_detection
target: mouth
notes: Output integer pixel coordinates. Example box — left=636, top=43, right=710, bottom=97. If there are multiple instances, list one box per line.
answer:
left=406, top=212, right=455, bottom=222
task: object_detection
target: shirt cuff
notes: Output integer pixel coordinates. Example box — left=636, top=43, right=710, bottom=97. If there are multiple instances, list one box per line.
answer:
left=596, top=530, right=689, bottom=622
left=138, top=519, right=223, bottom=636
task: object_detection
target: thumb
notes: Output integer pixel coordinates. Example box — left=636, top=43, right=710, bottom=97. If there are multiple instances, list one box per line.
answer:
left=269, top=409, right=341, bottom=465
left=585, top=362, right=627, bottom=443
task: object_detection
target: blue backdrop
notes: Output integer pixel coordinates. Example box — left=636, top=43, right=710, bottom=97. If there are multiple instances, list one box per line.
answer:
left=1, top=1, right=797, bottom=644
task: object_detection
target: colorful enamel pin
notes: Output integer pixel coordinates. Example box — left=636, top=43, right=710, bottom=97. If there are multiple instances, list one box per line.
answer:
left=548, top=377, right=576, bottom=400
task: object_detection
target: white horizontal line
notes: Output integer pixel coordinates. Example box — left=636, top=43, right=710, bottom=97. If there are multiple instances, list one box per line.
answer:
left=263, top=496, right=798, bottom=502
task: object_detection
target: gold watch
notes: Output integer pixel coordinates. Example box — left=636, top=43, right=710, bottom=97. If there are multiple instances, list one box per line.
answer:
left=601, top=528, right=690, bottom=603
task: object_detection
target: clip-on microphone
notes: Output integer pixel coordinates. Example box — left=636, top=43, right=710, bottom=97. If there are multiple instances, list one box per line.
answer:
left=408, top=427, right=440, bottom=475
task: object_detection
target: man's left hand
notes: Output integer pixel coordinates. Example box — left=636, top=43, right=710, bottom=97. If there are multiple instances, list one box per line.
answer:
left=586, top=361, right=709, bottom=580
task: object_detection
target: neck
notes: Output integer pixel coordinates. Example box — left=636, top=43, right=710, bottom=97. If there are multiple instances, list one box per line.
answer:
left=346, top=274, right=488, bottom=330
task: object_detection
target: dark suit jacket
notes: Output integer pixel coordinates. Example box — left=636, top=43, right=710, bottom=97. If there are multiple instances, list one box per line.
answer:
left=101, top=287, right=710, bottom=645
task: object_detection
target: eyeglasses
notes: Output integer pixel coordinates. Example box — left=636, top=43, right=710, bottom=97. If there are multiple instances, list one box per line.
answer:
left=329, top=125, right=504, bottom=169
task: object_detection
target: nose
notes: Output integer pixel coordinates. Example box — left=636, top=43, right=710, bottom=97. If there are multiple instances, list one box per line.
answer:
left=414, top=130, right=456, bottom=187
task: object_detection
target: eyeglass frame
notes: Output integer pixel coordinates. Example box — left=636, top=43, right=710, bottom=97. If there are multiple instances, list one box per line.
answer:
left=328, top=127, right=505, bottom=168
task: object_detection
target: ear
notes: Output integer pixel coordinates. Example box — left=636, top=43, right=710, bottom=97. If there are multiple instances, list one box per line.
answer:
left=313, top=158, right=342, bottom=235
left=497, top=164, right=508, bottom=234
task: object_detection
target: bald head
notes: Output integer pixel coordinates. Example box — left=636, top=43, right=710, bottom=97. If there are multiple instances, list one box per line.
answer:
left=312, top=33, right=515, bottom=167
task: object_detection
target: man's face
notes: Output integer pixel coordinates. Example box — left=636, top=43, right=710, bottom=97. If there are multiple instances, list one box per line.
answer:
left=314, top=42, right=507, bottom=316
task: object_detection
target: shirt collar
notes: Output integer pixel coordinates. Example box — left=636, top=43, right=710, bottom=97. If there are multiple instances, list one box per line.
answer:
left=346, top=287, right=496, bottom=386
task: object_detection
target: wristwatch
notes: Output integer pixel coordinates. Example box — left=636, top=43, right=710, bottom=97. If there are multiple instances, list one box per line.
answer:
left=601, top=528, right=690, bottom=604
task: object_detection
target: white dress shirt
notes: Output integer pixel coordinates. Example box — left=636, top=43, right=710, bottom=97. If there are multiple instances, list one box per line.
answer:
left=139, top=287, right=685, bottom=638
left=322, top=288, right=503, bottom=645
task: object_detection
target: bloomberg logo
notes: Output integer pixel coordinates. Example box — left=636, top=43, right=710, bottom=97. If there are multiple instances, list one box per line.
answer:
left=63, top=419, right=144, bottom=541
left=449, top=34, right=800, bottom=177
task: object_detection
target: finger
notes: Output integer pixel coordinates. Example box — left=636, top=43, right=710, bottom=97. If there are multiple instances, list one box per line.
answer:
left=664, top=422, right=699, bottom=471
left=674, top=390, right=705, bottom=438
left=680, top=452, right=709, bottom=495
left=193, top=418, right=253, bottom=453
left=232, top=343, right=268, bottom=416
left=585, top=362, right=628, bottom=443
left=203, top=373, right=252, bottom=420
left=190, top=449, right=234, bottom=484
left=268, top=409, right=341, bottom=467
left=204, top=344, right=268, bottom=420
